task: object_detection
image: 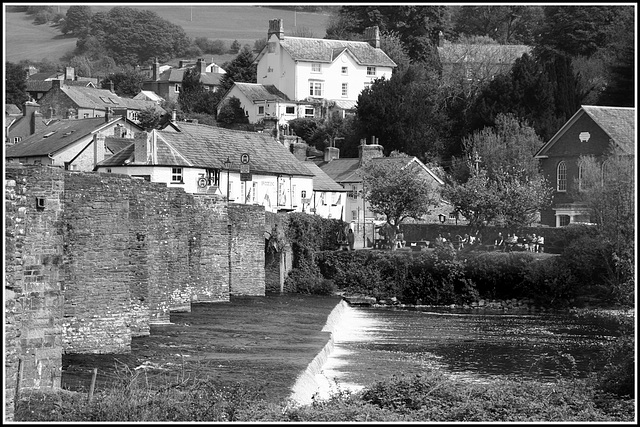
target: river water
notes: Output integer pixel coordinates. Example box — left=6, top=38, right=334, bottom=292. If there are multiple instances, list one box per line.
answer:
left=314, top=304, right=622, bottom=399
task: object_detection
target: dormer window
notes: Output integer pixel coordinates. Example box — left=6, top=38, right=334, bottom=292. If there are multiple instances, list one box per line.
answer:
left=311, top=63, right=321, bottom=73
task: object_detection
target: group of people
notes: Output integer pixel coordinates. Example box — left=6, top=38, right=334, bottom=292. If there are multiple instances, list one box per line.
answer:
left=435, top=231, right=482, bottom=250
left=494, top=232, right=544, bottom=253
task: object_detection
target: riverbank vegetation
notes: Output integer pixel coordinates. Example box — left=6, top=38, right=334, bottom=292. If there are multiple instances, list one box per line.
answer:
left=15, top=353, right=635, bottom=422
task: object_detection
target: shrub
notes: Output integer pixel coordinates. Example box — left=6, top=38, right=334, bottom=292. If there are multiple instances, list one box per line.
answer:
left=595, top=315, right=635, bottom=398
left=521, top=257, right=577, bottom=306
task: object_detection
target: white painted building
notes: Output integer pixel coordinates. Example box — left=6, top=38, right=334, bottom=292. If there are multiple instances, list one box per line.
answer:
left=95, top=121, right=314, bottom=213
left=253, top=19, right=396, bottom=119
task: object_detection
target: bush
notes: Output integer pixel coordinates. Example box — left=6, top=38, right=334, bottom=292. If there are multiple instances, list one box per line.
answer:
left=284, top=262, right=335, bottom=295
left=595, top=315, right=635, bottom=398
left=521, top=257, right=577, bottom=306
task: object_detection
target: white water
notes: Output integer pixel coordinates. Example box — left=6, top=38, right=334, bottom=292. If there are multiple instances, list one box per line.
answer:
left=289, top=301, right=376, bottom=406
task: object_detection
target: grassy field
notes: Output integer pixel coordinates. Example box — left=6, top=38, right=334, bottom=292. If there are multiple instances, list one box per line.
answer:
left=4, top=5, right=333, bottom=64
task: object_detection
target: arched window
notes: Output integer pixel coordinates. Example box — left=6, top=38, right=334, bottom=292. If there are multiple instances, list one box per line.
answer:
left=557, top=161, right=567, bottom=191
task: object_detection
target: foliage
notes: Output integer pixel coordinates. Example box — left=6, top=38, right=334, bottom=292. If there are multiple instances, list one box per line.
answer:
left=75, top=7, right=191, bottom=66
left=596, top=315, right=635, bottom=398
left=100, top=69, right=144, bottom=97
left=361, top=152, right=440, bottom=249
left=441, top=169, right=502, bottom=231
left=451, top=5, right=544, bottom=45
left=355, top=64, right=449, bottom=161
left=229, top=40, right=241, bottom=54
left=61, top=5, right=93, bottom=36
left=137, top=107, right=162, bottom=131
left=218, top=46, right=257, bottom=95
left=5, top=61, right=29, bottom=106
left=285, top=213, right=345, bottom=269
left=379, top=31, right=411, bottom=71
left=216, top=97, right=248, bottom=126
left=194, top=37, right=227, bottom=55
left=178, top=67, right=219, bottom=115
left=445, top=114, right=552, bottom=229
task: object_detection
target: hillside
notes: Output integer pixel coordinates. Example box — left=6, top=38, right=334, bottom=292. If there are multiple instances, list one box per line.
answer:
left=4, top=5, right=333, bottom=64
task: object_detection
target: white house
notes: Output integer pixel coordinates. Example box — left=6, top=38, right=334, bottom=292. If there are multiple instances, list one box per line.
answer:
left=300, top=161, right=347, bottom=220
left=217, top=82, right=297, bottom=126
left=254, top=19, right=396, bottom=119
left=95, top=121, right=314, bottom=213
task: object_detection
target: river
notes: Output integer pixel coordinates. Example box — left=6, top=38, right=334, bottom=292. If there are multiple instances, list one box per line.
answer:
left=312, top=304, right=623, bottom=400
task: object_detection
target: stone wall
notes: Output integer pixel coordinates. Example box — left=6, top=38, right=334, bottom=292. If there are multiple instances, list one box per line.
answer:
left=5, top=166, right=65, bottom=421
left=5, top=165, right=264, bottom=420
left=228, top=203, right=266, bottom=296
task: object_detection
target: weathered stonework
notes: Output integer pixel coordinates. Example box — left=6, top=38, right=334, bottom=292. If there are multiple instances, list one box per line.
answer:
left=5, top=165, right=269, bottom=421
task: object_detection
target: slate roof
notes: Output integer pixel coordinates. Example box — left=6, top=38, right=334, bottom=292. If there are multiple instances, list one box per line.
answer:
left=28, top=72, right=61, bottom=80
left=5, top=117, right=126, bottom=158
left=233, top=83, right=291, bottom=103
left=6, top=104, right=22, bottom=115
left=437, top=42, right=530, bottom=64
left=155, top=68, right=224, bottom=86
left=133, top=90, right=165, bottom=103
left=99, top=122, right=314, bottom=177
left=26, top=80, right=53, bottom=92
left=319, top=156, right=444, bottom=185
left=105, top=137, right=135, bottom=154
left=535, top=105, right=636, bottom=157
left=318, top=158, right=362, bottom=183
left=59, top=85, right=165, bottom=114
left=301, top=161, right=347, bottom=192
left=582, top=106, right=635, bottom=154
left=275, top=37, right=396, bottom=67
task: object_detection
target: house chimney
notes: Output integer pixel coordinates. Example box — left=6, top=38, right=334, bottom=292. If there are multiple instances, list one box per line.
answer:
left=104, top=107, right=110, bottom=123
left=197, top=58, right=207, bottom=74
left=109, top=80, right=115, bottom=93
left=152, top=57, right=160, bottom=81
left=364, top=26, right=380, bottom=48
left=134, top=131, right=150, bottom=164
left=268, top=18, right=284, bottom=40
left=23, top=101, right=40, bottom=135
left=51, top=79, right=61, bottom=90
left=438, top=31, right=444, bottom=48
left=359, top=136, right=384, bottom=166
left=65, top=66, right=75, bottom=81
left=93, top=133, right=106, bottom=166
left=172, top=109, right=177, bottom=121
left=324, top=146, right=340, bottom=162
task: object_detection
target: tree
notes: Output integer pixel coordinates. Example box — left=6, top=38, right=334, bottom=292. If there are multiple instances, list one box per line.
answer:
left=101, top=69, right=144, bottom=97
left=361, top=152, right=440, bottom=250
left=441, top=169, right=502, bottom=231
left=61, top=5, right=92, bottom=36
left=229, top=39, right=241, bottom=54
left=219, top=46, right=257, bottom=94
left=217, top=97, right=248, bottom=126
left=138, top=106, right=162, bottom=131
left=76, top=7, right=191, bottom=66
left=5, top=62, right=29, bottom=106
left=178, top=67, right=205, bottom=114
left=67, top=55, right=92, bottom=77
left=355, top=64, right=449, bottom=161
left=451, top=5, right=544, bottom=45
left=444, top=114, right=552, bottom=230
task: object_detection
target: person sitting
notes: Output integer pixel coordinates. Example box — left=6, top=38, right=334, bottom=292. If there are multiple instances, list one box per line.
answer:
left=494, top=232, right=505, bottom=251
left=395, top=232, right=405, bottom=248
left=506, top=233, right=518, bottom=252
left=435, top=233, right=445, bottom=247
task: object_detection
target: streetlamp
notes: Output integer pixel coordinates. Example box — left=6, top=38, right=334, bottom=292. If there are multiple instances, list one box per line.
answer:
left=223, top=157, right=231, bottom=201
left=438, top=213, right=447, bottom=224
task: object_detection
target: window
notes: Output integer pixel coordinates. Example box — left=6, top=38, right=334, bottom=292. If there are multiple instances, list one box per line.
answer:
left=106, top=168, right=112, bottom=173
left=207, top=169, right=220, bottom=187
left=301, top=190, right=306, bottom=198
left=367, top=66, right=376, bottom=76
left=556, top=161, right=566, bottom=191
left=258, top=105, right=265, bottom=115
left=175, top=84, right=180, bottom=92
left=304, top=107, right=315, bottom=117
left=341, top=83, right=348, bottom=97
left=578, top=162, right=584, bottom=191
left=13, top=137, right=21, bottom=144
left=285, top=106, right=295, bottom=114
left=130, top=111, right=139, bottom=121
left=311, top=63, right=321, bottom=73
left=341, top=66, right=348, bottom=75
left=351, top=210, right=357, bottom=221
left=309, top=81, right=323, bottom=97
left=83, top=113, right=90, bottom=118
left=559, top=215, right=570, bottom=226
left=171, top=167, right=183, bottom=183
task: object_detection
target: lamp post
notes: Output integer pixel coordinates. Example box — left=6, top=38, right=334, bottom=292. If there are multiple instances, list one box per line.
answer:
left=223, top=157, right=231, bottom=201
left=438, top=213, right=447, bottom=224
